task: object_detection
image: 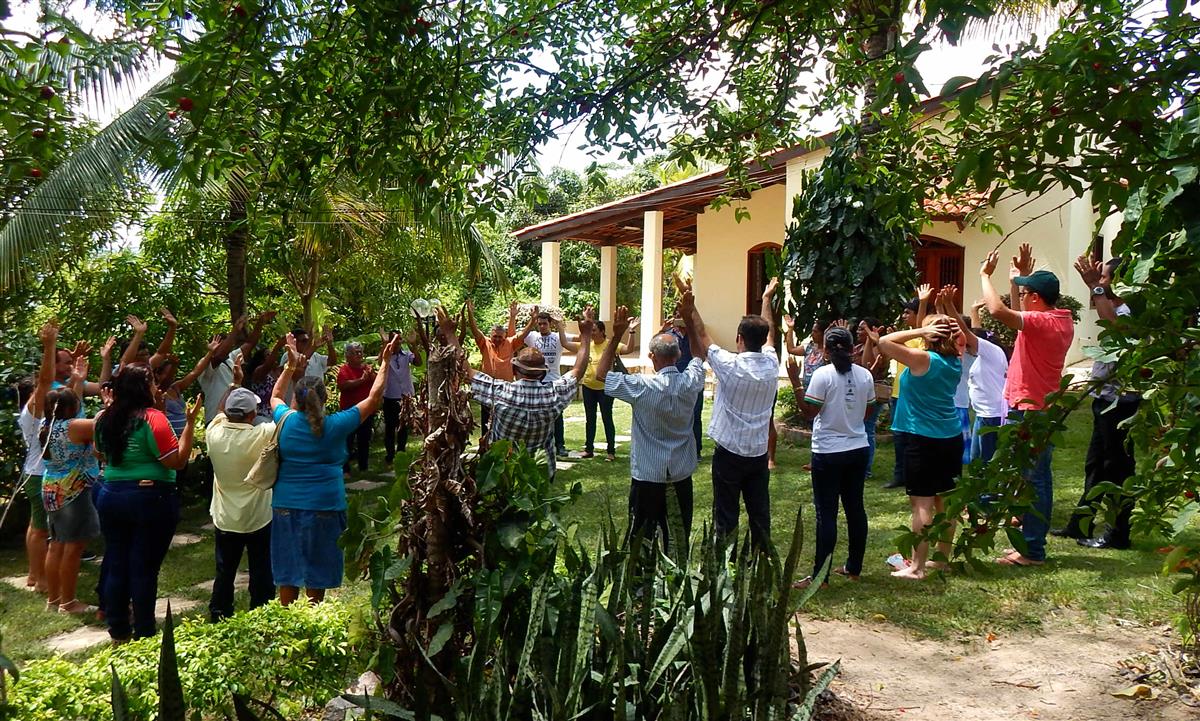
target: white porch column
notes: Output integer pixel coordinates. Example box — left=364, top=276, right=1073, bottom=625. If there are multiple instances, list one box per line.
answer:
left=639, top=211, right=664, bottom=367
left=599, top=245, right=618, bottom=322
left=540, top=241, right=560, bottom=308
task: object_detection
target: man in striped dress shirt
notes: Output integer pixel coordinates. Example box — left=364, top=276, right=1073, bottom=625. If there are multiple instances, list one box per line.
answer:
left=437, top=305, right=594, bottom=478
left=593, top=306, right=705, bottom=553
left=683, top=279, right=780, bottom=549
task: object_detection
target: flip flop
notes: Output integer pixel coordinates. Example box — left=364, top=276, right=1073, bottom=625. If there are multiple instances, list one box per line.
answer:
left=995, top=552, right=1044, bottom=567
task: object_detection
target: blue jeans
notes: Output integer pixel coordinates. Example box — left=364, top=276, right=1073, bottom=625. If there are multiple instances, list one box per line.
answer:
left=1011, top=410, right=1054, bottom=561
left=864, top=402, right=882, bottom=476
left=95, top=482, right=180, bottom=639
left=970, top=415, right=1002, bottom=463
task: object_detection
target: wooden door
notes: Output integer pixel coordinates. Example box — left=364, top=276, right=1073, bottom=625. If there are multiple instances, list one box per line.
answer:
left=914, top=236, right=964, bottom=309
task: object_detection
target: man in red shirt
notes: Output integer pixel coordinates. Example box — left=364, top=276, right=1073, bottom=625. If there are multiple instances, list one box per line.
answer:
left=981, top=243, right=1074, bottom=566
left=336, top=341, right=376, bottom=477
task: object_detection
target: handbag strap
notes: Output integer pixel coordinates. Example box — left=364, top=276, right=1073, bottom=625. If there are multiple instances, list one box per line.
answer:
left=273, top=409, right=298, bottom=456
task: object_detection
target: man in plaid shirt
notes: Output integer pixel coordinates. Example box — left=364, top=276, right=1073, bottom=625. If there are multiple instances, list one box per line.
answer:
left=437, top=305, right=595, bottom=477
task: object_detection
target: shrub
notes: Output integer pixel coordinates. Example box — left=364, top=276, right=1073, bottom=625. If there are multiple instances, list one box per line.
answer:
left=10, top=601, right=353, bottom=721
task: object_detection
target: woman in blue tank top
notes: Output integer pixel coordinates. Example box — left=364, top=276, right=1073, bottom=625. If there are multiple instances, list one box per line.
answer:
left=867, top=314, right=963, bottom=580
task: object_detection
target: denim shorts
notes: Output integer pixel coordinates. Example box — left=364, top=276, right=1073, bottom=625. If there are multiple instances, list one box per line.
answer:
left=270, top=508, right=347, bottom=589
left=47, top=491, right=101, bottom=543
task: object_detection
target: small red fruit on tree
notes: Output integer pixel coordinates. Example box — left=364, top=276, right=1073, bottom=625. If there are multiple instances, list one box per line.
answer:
left=1185, top=490, right=1196, bottom=499
left=893, top=72, right=905, bottom=83
left=324, top=85, right=334, bottom=95
left=30, top=168, right=43, bottom=178
left=625, top=38, right=635, bottom=48
left=168, top=110, right=178, bottom=120
left=231, top=4, right=247, bottom=18
left=31, top=128, right=46, bottom=139
left=1049, top=105, right=1063, bottom=117
left=1091, top=61, right=1102, bottom=71
left=178, top=97, right=194, bottom=112
left=1016, top=428, right=1032, bottom=442
left=40, top=85, right=55, bottom=100
left=1139, top=367, right=1154, bottom=379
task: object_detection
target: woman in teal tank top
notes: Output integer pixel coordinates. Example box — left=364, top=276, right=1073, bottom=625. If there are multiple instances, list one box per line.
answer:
left=867, top=314, right=963, bottom=580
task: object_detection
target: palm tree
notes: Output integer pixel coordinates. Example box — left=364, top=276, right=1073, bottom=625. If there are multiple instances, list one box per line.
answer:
left=0, top=66, right=504, bottom=321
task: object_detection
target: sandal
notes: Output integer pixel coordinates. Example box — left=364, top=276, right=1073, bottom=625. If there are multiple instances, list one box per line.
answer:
left=579, top=451, right=595, bottom=459
left=833, top=566, right=861, bottom=581
left=792, top=576, right=829, bottom=590
left=995, top=551, right=1044, bottom=567
left=605, top=453, right=615, bottom=462
left=58, top=599, right=98, bottom=615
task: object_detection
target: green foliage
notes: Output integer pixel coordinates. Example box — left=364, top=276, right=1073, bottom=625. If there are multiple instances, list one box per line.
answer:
left=979, top=292, right=1082, bottom=351
left=9, top=601, right=353, bottom=721
left=782, top=129, right=921, bottom=326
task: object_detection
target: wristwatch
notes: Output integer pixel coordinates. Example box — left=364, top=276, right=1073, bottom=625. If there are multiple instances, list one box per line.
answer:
left=1091, top=286, right=1106, bottom=297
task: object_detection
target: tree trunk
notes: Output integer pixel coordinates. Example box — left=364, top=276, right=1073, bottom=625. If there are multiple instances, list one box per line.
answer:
left=224, top=181, right=249, bottom=323
left=856, top=0, right=900, bottom=138
left=300, top=259, right=320, bottom=334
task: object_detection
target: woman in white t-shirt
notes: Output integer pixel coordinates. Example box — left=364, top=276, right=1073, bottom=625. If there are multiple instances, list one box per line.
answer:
left=786, top=327, right=876, bottom=588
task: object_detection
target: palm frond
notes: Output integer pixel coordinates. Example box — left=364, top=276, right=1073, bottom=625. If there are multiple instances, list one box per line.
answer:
left=0, top=76, right=183, bottom=288
left=953, top=0, right=1068, bottom=42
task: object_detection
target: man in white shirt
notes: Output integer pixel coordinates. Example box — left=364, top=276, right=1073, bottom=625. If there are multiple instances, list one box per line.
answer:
left=593, top=306, right=705, bottom=553
left=523, top=310, right=567, bottom=457
left=205, top=386, right=277, bottom=621
left=683, top=278, right=781, bottom=549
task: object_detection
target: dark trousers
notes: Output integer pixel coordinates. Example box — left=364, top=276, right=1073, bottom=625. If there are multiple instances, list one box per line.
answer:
left=1068, top=396, right=1139, bottom=542
left=554, top=413, right=566, bottom=454
left=344, top=413, right=375, bottom=472
left=95, top=482, right=180, bottom=639
left=382, top=398, right=410, bottom=460
left=692, top=394, right=704, bottom=459
left=891, top=429, right=911, bottom=486
left=480, top=404, right=491, bottom=437
left=582, top=386, right=615, bottom=455
left=811, top=447, right=870, bottom=582
left=712, top=444, right=771, bottom=548
left=210, top=524, right=274, bottom=621
left=628, top=477, right=694, bottom=553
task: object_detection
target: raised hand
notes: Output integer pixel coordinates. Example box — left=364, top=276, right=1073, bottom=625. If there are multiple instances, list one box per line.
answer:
left=259, top=310, right=278, bottom=324
left=232, top=353, right=245, bottom=386
left=937, top=285, right=959, bottom=311
left=612, top=306, right=631, bottom=339
left=781, top=314, right=794, bottom=332
left=100, top=386, right=114, bottom=407
left=71, top=340, right=92, bottom=359
left=284, top=333, right=300, bottom=366
left=627, top=316, right=641, bottom=334
left=1014, top=243, right=1035, bottom=276
left=159, top=307, right=178, bottom=327
left=1073, top=253, right=1103, bottom=287
left=981, top=249, right=1000, bottom=277
left=917, top=283, right=934, bottom=302
left=207, top=334, right=222, bottom=353
left=435, top=305, right=458, bottom=341
left=100, top=335, right=117, bottom=358
left=830, top=318, right=850, bottom=330
left=577, top=306, right=596, bottom=338
left=126, top=315, right=147, bottom=334
left=865, top=324, right=884, bottom=345
left=320, top=323, right=334, bottom=344
left=762, top=277, right=779, bottom=299
left=186, top=395, right=203, bottom=423
left=71, top=354, right=89, bottom=382
left=971, top=297, right=986, bottom=310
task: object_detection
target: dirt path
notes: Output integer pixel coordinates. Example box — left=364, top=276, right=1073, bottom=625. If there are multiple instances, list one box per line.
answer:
left=801, top=616, right=1191, bottom=721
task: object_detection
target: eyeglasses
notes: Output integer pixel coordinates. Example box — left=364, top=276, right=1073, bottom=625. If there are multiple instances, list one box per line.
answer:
left=1017, top=290, right=1031, bottom=297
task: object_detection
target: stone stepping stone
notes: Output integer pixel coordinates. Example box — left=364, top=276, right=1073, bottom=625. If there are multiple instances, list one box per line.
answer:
left=200, top=522, right=216, bottom=532
left=556, top=461, right=575, bottom=471
left=378, top=471, right=396, bottom=479
left=191, top=571, right=250, bottom=594
left=563, top=416, right=584, bottom=423
left=346, top=480, right=387, bottom=492
left=615, top=435, right=632, bottom=442
left=171, top=533, right=204, bottom=548
left=1, top=575, right=33, bottom=591
left=44, top=597, right=201, bottom=654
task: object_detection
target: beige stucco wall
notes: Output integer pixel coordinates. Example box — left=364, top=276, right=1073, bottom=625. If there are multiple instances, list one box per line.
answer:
left=692, top=183, right=788, bottom=350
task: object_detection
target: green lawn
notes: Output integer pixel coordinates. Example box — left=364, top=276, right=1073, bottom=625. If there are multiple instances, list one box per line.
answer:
left=0, top=395, right=1194, bottom=664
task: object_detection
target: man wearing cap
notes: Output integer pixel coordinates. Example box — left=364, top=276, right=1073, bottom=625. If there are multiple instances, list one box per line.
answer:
left=981, top=243, right=1074, bottom=566
left=438, top=305, right=595, bottom=478
left=597, top=305, right=705, bottom=553
left=204, top=380, right=277, bottom=621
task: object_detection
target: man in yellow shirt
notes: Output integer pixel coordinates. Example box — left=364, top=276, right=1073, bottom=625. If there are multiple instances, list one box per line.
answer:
left=205, top=386, right=277, bottom=620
